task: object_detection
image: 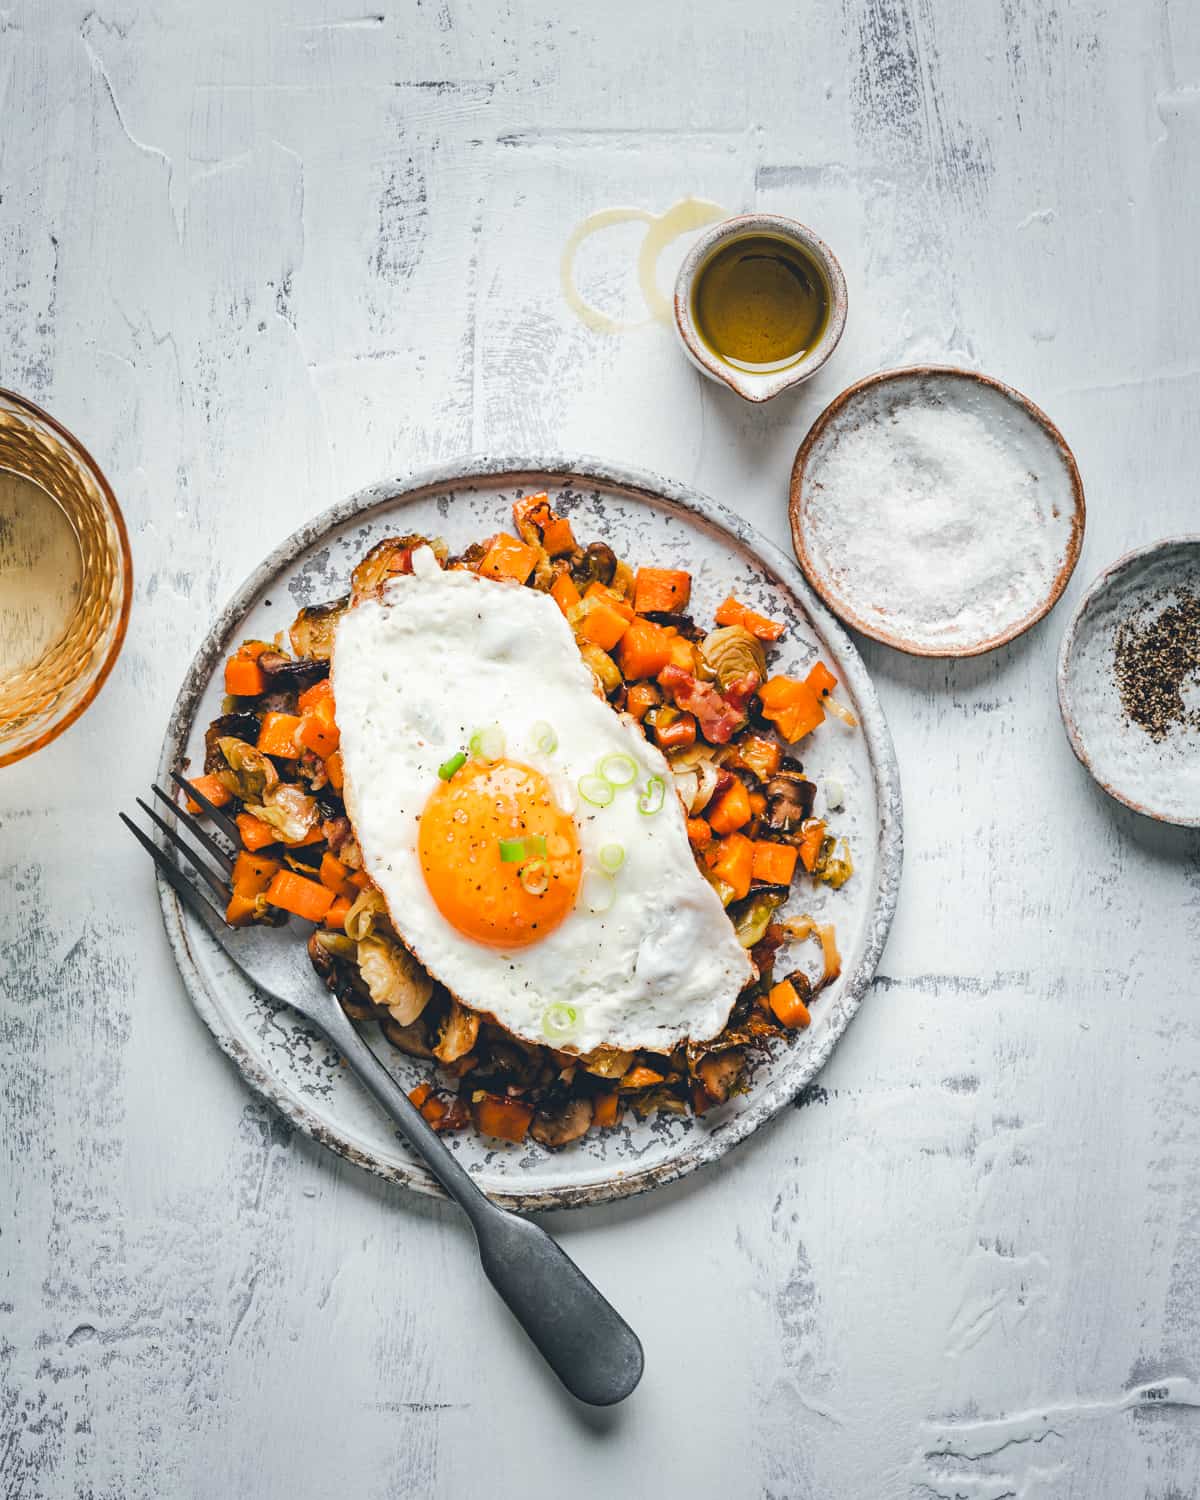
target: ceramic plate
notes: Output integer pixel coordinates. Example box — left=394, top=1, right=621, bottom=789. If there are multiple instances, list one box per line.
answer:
left=790, top=366, right=1085, bottom=657
left=157, top=458, right=902, bottom=1210
left=1058, top=536, right=1200, bottom=825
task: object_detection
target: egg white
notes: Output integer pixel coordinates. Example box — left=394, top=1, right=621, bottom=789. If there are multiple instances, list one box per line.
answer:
left=331, top=547, right=753, bottom=1054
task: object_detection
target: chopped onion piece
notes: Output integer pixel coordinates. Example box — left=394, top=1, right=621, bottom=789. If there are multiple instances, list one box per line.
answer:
left=578, top=773, right=614, bottom=807
left=824, top=695, right=858, bottom=729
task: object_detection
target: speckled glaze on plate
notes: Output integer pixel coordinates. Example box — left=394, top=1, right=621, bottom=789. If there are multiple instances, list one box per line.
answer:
left=1058, top=537, right=1200, bottom=826
left=790, top=366, right=1085, bottom=657
left=157, top=458, right=902, bottom=1211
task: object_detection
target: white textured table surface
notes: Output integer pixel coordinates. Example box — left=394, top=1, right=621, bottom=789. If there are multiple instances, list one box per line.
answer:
left=3, top=3, right=1199, bottom=1496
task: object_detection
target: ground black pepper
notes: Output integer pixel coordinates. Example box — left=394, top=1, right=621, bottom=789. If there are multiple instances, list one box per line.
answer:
left=1113, top=589, right=1200, bottom=741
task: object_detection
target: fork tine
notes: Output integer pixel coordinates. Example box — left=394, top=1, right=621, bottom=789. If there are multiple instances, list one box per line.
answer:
left=136, top=796, right=231, bottom=902
left=170, top=768, right=240, bottom=843
left=151, top=783, right=235, bottom=874
left=120, top=812, right=231, bottom=939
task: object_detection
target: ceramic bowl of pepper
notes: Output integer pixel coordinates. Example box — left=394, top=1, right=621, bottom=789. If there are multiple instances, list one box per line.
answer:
left=1058, top=536, right=1200, bottom=825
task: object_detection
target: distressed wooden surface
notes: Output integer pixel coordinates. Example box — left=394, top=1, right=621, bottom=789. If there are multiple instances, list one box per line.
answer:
left=2, top=2, right=1199, bottom=1496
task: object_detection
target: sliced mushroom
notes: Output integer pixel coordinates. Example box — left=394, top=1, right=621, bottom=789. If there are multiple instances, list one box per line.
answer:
left=697, top=1048, right=746, bottom=1104
left=763, top=768, right=817, bottom=831
left=642, top=610, right=703, bottom=641
left=255, top=650, right=327, bottom=691
left=446, top=540, right=488, bottom=572
left=573, top=540, right=617, bottom=589
left=529, top=1096, right=594, bottom=1148
left=380, top=1014, right=437, bottom=1058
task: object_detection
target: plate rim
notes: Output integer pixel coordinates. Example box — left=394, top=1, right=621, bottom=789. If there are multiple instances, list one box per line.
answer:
left=789, top=364, right=1086, bottom=658
left=1056, top=533, right=1200, bottom=827
left=157, top=455, right=904, bottom=1211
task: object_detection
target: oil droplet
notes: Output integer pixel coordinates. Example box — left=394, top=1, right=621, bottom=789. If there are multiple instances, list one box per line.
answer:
left=561, top=196, right=727, bottom=333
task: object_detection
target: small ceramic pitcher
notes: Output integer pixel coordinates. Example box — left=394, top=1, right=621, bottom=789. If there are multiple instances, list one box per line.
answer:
left=673, top=213, right=848, bottom=403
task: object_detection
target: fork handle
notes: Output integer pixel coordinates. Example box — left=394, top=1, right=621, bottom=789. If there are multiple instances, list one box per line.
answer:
left=316, top=1004, right=644, bottom=1406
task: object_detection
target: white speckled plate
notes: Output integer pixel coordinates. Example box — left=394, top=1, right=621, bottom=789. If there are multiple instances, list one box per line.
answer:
left=1058, top=537, right=1200, bottom=825
left=158, top=458, right=902, bottom=1210
left=790, top=366, right=1085, bottom=657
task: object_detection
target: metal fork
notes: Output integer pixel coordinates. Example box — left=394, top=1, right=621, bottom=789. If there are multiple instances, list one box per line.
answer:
left=122, top=775, right=643, bottom=1406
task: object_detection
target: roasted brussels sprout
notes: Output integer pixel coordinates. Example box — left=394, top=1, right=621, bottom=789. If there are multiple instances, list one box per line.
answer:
left=432, top=997, right=480, bottom=1064
left=355, top=934, right=434, bottom=1025
left=578, top=641, right=622, bottom=696
left=351, top=534, right=448, bottom=602
left=204, top=714, right=262, bottom=773
left=701, top=626, right=767, bottom=693
left=730, top=886, right=789, bottom=948
left=215, top=737, right=278, bottom=802
left=289, top=596, right=348, bottom=661
left=581, top=1046, right=634, bottom=1080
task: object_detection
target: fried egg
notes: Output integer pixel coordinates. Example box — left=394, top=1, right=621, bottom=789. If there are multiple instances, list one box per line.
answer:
left=331, top=545, right=752, bottom=1054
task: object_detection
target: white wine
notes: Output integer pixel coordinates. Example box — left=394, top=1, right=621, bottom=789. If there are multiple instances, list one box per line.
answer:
left=0, top=469, right=82, bottom=690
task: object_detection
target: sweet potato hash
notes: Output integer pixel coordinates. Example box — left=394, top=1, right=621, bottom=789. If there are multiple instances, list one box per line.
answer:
left=189, top=494, right=854, bottom=1148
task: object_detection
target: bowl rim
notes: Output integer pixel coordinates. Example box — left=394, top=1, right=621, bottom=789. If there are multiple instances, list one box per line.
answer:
left=0, top=386, right=133, bottom=768
left=788, top=363, right=1086, bottom=657
left=1056, top=533, right=1200, bottom=826
left=673, top=212, right=849, bottom=403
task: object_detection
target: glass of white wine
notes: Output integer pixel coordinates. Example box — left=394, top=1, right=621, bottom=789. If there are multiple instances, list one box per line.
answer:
left=0, top=389, right=131, bottom=767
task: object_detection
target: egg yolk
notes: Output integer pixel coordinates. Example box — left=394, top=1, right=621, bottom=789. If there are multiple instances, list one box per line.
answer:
left=417, top=758, right=582, bottom=948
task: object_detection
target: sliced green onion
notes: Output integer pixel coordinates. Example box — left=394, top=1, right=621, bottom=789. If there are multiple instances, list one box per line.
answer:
left=437, top=749, right=467, bottom=781
left=578, top=773, right=614, bottom=807
left=519, top=858, right=549, bottom=895
left=499, top=837, right=526, bottom=863
left=469, top=724, right=506, bottom=762
left=637, top=775, right=666, bottom=816
left=599, top=843, right=625, bottom=874
left=542, top=1002, right=578, bottom=1041
left=530, top=720, right=558, bottom=754
left=528, top=834, right=548, bottom=858
left=582, top=869, right=616, bottom=914
left=598, top=752, right=637, bottom=787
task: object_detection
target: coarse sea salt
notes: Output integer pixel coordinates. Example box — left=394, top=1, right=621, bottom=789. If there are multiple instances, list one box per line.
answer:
left=799, top=373, right=1078, bottom=653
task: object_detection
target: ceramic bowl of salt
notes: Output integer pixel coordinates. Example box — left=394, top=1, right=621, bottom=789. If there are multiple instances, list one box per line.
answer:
left=789, top=366, right=1085, bottom=657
